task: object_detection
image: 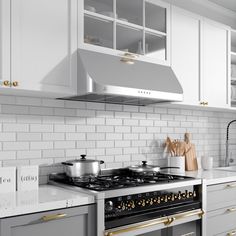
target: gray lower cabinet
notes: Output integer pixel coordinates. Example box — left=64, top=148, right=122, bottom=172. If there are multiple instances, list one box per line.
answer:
left=206, top=181, right=236, bottom=236
left=0, top=205, right=96, bottom=236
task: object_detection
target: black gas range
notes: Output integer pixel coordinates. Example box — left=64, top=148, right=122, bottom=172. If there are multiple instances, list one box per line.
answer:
left=50, top=168, right=202, bottom=233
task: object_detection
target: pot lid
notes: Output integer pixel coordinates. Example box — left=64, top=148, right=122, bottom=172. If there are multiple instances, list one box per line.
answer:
left=67, top=155, right=101, bottom=163
left=128, top=161, right=160, bottom=172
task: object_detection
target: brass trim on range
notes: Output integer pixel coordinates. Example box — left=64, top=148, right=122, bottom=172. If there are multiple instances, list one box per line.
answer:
left=104, top=209, right=204, bottom=236
left=41, top=213, right=67, bottom=222
left=227, top=230, right=236, bottom=236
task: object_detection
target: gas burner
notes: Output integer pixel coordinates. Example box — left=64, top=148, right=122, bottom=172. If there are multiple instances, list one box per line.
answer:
left=50, top=171, right=194, bottom=191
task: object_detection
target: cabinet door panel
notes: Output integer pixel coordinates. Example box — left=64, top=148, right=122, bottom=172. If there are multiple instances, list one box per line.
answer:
left=171, top=7, right=200, bottom=105
left=1, top=205, right=96, bottom=236
left=202, top=21, right=228, bottom=108
left=0, top=0, right=11, bottom=86
left=11, top=0, right=77, bottom=97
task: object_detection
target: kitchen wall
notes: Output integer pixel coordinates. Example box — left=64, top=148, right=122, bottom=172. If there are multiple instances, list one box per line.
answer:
left=0, top=95, right=236, bottom=183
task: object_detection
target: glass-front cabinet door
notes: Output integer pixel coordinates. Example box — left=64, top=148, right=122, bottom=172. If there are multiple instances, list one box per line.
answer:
left=78, top=0, right=170, bottom=65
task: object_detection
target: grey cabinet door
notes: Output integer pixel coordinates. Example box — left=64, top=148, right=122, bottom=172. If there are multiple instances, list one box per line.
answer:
left=0, top=205, right=96, bottom=236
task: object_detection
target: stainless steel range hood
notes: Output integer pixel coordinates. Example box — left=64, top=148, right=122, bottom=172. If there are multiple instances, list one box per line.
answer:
left=61, top=49, right=183, bottom=106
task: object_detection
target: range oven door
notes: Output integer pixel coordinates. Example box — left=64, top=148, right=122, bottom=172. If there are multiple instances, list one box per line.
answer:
left=104, top=209, right=203, bottom=236
left=138, top=220, right=201, bottom=236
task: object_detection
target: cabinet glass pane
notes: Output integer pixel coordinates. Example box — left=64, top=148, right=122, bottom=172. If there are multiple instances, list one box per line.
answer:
left=116, top=24, right=143, bottom=54
left=116, top=0, right=143, bottom=26
left=84, top=15, right=113, bottom=48
left=84, top=0, right=113, bottom=17
left=145, top=32, right=166, bottom=60
left=145, top=1, right=166, bottom=33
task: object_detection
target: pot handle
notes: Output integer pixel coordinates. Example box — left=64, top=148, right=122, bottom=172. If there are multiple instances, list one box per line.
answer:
left=80, top=154, right=86, bottom=160
left=61, top=162, right=73, bottom=166
left=100, top=160, right=105, bottom=164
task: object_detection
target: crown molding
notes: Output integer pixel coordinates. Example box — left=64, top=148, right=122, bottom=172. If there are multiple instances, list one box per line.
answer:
left=191, top=0, right=236, bottom=20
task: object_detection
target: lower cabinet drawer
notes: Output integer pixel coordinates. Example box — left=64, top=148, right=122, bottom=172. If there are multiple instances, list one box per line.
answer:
left=216, top=229, right=236, bottom=236
left=207, top=181, right=236, bottom=211
left=206, top=205, right=236, bottom=236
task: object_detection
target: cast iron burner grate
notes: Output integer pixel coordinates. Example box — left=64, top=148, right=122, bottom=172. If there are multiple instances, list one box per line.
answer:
left=49, top=172, right=191, bottom=191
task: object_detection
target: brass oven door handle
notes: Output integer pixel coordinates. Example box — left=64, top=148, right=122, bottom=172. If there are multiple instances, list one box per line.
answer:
left=105, top=209, right=204, bottom=235
left=228, top=230, right=236, bottom=236
left=41, top=213, right=67, bottom=222
left=105, top=217, right=169, bottom=236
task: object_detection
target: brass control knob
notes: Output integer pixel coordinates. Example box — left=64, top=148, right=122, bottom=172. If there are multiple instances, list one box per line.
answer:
left=171, top=194, right=175, bottom=201
left=12, top=81, right=19, bottom=87
left=164, top=195, right=168, bottom=203
left=3, top=80, right=10, bottom=87
left=189, top=192, right=193, bottom=197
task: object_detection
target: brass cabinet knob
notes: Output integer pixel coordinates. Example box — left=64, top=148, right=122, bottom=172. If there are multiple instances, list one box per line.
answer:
left=3, top=80, right=10, bottom=87
left=204, top=102, right=208, bottom=106
left=200, top=101, right=204, bottom=105
left=12, top=81, right=19, bottom=87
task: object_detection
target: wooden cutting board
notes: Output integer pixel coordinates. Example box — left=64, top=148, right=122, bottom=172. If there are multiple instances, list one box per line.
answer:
left=184, top=133, right=198, bottom=171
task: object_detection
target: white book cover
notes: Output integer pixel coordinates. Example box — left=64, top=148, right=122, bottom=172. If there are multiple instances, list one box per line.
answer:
left=17, top=166, right=39, bottom=191
left=0, top=167, right=16, bottom=193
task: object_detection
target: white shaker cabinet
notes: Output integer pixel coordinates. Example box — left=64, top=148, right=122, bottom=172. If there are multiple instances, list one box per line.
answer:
left=171, top=7, right=200, bottom=106
left=201, top=20, right=229, bottom=108
left=78, top=0, right=171, bottom=66
left=171, top=7, right=230, bottom=108
left=0, top=0, right=11, bottom=89
left=9, top=0, right=77, bottom=97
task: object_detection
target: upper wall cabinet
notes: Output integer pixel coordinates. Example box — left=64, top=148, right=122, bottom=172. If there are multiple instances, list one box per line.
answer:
left=0, top=0, right=11, bottom=89
left=171, top=7, right=230, bottom=109
left=0, top=0, right=78, bottom=97
left=171, top=7, right=200, bottom=106
left=78, top=0, right=171, bottom=65
left=201, top=20, right=229, bottom=108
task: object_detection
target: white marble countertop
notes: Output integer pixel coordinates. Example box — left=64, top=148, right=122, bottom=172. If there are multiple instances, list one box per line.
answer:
left=0, top=185, right=95, bottom=218
left=184, top=169, right=236, bottom=185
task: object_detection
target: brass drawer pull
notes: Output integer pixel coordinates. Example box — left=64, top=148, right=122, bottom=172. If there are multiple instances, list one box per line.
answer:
left=12, top=81, right=19, bottom=87
left=227, top=208, right=236, bottom=213
left=41, top=213, right=67, bottom=222
left=3, top=80, right=11, bottom=87
left=227, top=230, right=236, bottom=236
left=227, top=184, right=236, bottom=188
left=120, top=52, right=139, bottom=65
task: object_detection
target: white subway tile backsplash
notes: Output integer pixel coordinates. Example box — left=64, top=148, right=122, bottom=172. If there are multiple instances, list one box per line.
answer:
left=30, top=106, right=53, bottom=115
left=2, top=105, right=28, bottom=114
left=0, top=133, right=16, bottom=141
left=54, top=124, right=75, bottom=132
left=17, top=133, right=41, bottom=141
left=106, top=133, right=122, bottom=140
left=30, top=124, right=53, bottom=132
left=17, top=150, right=41, bottom=159
left=43, top=133, right=64, bottom=141
left=0, top=95, right=235, bottom=184
left=54, top=141, right=75, bottom=149
left=3, top=124, right=29, bottom=132
left=3, top=142, right=29, bottom=151
left=30, top=141, right=53, bottom=150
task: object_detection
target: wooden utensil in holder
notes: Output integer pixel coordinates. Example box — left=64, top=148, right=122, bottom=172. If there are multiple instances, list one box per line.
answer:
left=184, top=133, right=198, bottom=171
